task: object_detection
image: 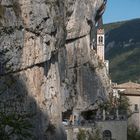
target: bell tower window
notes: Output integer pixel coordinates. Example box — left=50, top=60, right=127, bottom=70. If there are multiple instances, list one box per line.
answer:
left=99, top=36, right=103, bottom=44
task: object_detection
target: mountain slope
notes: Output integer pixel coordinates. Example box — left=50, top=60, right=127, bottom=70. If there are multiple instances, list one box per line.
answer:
left=105, top=18, right=140, bottom=83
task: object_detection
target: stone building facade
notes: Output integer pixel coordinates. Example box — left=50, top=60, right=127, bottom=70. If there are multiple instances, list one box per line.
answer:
left=113, top=81, right=140, bottom=129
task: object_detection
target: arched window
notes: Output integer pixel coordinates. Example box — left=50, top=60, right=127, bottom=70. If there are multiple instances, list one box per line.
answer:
left=103, top=130, right=112, bottom=140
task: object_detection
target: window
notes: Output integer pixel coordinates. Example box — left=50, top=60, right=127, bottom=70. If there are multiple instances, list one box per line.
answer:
left=103, top=130, right=112, bottom=140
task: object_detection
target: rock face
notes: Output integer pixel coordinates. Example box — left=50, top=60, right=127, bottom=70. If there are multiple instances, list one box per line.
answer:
left=0, top=0, right=111, bottom=139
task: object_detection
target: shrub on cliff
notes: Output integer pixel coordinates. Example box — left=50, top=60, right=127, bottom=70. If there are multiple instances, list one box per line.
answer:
left=77, top=128, right=101, bottom=140
left=0, top=112, right=33, bottom=140
left=128, top=124, right=140, bottom=140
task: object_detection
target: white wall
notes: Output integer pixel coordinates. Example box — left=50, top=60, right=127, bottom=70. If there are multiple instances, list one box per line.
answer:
left=127, top=96, right=140, bottom=129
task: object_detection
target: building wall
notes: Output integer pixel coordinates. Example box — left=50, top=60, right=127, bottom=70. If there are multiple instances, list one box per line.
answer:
left=112, top=88, right=140, bottom=130
left=97, top=45, right=104, bottom=61
left=65, top=120, right=127, bottom=140
left=97, top=120, right=127, bottom=140
left=127, top=96, right=140, bottom=129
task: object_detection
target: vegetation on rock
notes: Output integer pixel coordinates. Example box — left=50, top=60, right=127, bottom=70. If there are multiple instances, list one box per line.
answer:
left=128, top=124, right=140, bottom=140
left=77, top=129, right=86, bottom=140
left=0, top=112, right=33, bottom=140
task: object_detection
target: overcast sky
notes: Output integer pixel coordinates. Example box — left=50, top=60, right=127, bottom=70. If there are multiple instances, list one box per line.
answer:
left=103, top=0, right=140, bottom=23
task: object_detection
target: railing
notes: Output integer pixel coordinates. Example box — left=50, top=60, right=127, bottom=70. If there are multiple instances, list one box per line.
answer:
left=63, top=115, right=127, bottom=129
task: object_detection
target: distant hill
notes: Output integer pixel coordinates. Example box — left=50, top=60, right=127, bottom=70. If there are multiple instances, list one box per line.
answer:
left=104, top=18, right=140, bottom=84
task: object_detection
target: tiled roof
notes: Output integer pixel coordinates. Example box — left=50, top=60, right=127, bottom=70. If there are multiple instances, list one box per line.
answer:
left=113, top=81, right=140, bottom=89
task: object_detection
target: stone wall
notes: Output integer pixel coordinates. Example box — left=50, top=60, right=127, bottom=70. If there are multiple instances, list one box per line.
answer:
left=65, top=120, right=127, bottom=140
left=97, top=120, right=127, bottom=140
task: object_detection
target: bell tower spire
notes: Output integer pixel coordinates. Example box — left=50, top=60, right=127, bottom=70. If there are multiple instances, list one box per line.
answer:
left=96, top=18, right=105, bottom=62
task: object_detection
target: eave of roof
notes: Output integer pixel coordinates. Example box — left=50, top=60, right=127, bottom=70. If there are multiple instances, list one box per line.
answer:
left=113, top=81, right=140, bottom=89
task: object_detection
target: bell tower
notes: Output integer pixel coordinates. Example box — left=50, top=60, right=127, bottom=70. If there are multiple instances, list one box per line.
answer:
left=96, top=28, right=105, bottom=62
left=95, top=0, right=109, bottom=73
left=95, top=0, right=107, bottom=62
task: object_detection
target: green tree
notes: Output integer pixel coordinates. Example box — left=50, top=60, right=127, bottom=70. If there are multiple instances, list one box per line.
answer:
left=128, top=124, right=140, bottom=140
left=77, top=129, right=86, bottom=140
left=77, top=128, right=101, bottom=140
left=88, top=129, right=101, bottom=140
left=118, top=95, right=131, bottom=116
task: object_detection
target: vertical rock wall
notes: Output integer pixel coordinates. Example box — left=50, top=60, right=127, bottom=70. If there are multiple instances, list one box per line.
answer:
left=0, top=0, right=111, bottom=139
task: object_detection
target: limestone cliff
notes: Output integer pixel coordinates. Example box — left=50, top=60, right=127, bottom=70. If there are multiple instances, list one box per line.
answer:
left=0, top=0, right=111, bottom=139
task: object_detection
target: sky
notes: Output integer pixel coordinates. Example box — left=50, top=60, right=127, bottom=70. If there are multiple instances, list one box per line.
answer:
left=103, top=0, right=140, bottom=23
